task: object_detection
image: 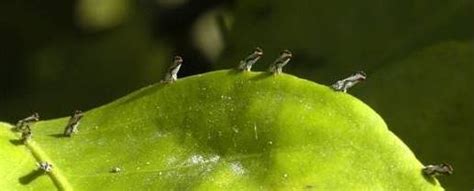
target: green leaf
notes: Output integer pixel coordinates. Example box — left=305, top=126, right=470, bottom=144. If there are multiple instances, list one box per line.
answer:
left=1, top=70, right=442, bottom=190
left=0, top=123, right=57, bottom=190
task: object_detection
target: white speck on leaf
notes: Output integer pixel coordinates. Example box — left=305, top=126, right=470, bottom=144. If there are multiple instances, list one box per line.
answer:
left=254, top=123, right=258, bottom=140
left=188, top=154, right=220, bottom=165
left=209, top=155, right=220, bottom=163
left=190, top=155, right=205, bottom=164
left=110, top=167, right=121, bottom=173
left=232, top=127, right=239, bottom=133
left=230, top=162, right=245, bottom=176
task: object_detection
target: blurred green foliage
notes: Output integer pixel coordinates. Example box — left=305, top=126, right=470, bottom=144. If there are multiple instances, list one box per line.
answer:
left=76, top=0, right=130, bottom=31
left=360, top=41, right=474, bottom=190
left=220, top=0, right=473, bottom=78
left=0, top=1, right=172, bottom=121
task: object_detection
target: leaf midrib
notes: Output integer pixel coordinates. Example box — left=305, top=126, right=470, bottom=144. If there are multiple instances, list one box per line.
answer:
left=9, top=126, right=74, bottom=191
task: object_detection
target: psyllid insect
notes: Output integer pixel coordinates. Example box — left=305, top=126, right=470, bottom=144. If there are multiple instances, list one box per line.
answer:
left=269, top=50, right=292, bottom=75
left=15, top=112, right=39, bottom=131
left=237, top=47, right=263, bottom=72
left=21, top=126, right=32, bottom=143
left=37, top=161, right=53, bottom=172
left=422, top=163, right=453, bottom=176
left=162, top=56, right=183, bottom=83
left=331, top=71, right=367, bottom=93
left=64, top=110, right=84, bottom=137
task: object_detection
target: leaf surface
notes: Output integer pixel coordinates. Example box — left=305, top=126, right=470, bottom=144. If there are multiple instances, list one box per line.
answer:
left=2, top=70, right=443, bottom=190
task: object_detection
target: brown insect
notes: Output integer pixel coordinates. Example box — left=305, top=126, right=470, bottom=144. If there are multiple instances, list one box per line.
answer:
left=64, top=110, right=84, bottom=137
left=15, top=113, right=39, bottom=131
left=422, top=163, right=453, bottom=176
left=21, top=126, right=33, bottom=143
left=37, top=161, right=53, bottom=172
left=269, top=50, right=292, bottom=74
left=238, top=47, right=263, bottom=72
left=331, top=71, right=367, bottom=93
left=162, top=56, right=183, bottom=83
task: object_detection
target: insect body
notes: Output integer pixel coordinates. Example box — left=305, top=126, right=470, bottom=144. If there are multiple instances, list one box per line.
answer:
left=269, top=50, right=292, bottom=75
left=331, top=71, right=367, bottom=93
left=37, top=161, right=53, bottom=172
left=238, top=47, right=263, bottom=71
left=64, top=110, right=84, bottom=137
left=422, top=163, right=453, bottom=176
left=15, top=113, right=39, bottom=131
left=162, top=56, right=183, bottom=83
left=21, top=126, right=33, bottom=143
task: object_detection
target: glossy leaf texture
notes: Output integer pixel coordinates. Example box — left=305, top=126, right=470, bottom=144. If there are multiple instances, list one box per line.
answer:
left=1, top=70, right=443, bottom=190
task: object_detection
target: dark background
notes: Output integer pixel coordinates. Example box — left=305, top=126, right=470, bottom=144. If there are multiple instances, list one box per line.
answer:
left=1, top=0, right=473, bottom=190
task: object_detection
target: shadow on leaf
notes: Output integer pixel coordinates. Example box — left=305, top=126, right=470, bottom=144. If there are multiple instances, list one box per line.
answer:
left=19, top=169, right=45, bottom=185
left=421, top=171, right=437, bottom=185
left=9, top=139, right=23, bottom=146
